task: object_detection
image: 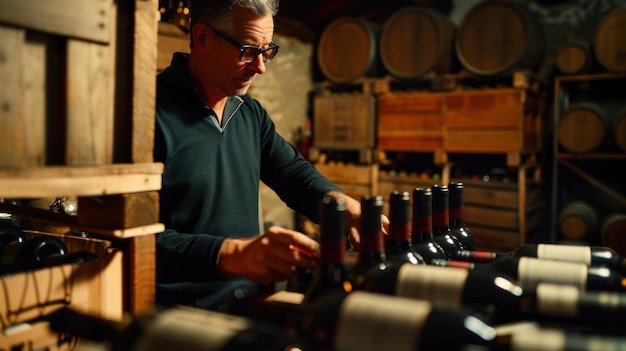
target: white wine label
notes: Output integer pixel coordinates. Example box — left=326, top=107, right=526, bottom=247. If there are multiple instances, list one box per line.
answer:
left=518, top=257, right=587, bottom=290
left=134, top=306, right=249, bottom=351
left=510, top=328, right=566, bottom=351
left=536, top=283, right=579, bottom=317
left=395, top=264, right=466, bottom=307
left=537, top=244, right=591, bottom=265
left=493, top=320, right=541, bottom=336
left=334, top=291, right=430, bottom=351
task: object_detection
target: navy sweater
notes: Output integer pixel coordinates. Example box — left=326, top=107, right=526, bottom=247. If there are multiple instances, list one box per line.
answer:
left=154, top=53, right=341, bottom=307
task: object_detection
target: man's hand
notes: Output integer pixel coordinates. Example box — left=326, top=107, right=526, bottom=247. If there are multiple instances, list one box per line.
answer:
left=325, top=191, right=390, bottom=250
left=218, top=226, right=319, bottom=285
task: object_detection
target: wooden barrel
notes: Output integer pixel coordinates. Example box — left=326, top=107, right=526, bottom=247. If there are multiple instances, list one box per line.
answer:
left=593, top=9, right=626, bottom=73
left=555, top=40, right=593, bottom=75
left=557, top=103, right=607, bottom=153
left=455, top=0, right=544, bottom=77
left=379, top=6, right=456, bottom=80
left=559, top=200, right=598, bottom=241
left=601, top=213, right=626, bottom=257
left=317, top=17, right=381, bottom=84
left=614, top=107, right=626, bottom=152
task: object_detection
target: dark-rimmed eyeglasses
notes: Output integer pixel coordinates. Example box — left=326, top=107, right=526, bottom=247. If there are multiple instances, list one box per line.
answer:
left=211, top=28, right=279, bottom=63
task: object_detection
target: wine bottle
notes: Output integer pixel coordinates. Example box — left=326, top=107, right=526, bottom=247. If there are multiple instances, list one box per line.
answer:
left=486, top=255, right=626, bottom=292
left=302, top=196, right=352, bottom=304
left=490, top=282, right=626, bottom=330
left=448, top=181, right=476, bottom=250
left=458, top=243, right=626, bottom=274
left=385, top=191, right=425, bottom=266
left=230, top=289, right=496, bottom=351
left=348, top=195, right=387, bottom=289
left=47, top=306, right=302, bottom=351
left=360, top=262, right=524, bottom=309
left=410, top=187, right=448, bottom=263
left=302, top=290, right=496, bottom=351
left=465, top=326, right=626, bottom=351
left=0, top=222, right=25, bottom=248
left=0, top=235, right=68, bottom=274
left=431, top=184, right=465, bottom=258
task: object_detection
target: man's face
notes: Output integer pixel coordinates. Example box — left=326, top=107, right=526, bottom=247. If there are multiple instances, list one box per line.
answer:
left=203, top=7, right=276, bottom=97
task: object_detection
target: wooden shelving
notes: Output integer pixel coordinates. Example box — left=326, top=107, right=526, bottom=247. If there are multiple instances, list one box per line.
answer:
left=0, top=0, right=161, bottom=349
left=550, top=73, right=626, bottom=248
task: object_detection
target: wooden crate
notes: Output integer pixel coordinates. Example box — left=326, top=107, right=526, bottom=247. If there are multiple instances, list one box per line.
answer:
left=443, top=88, right=544, bottom=153
left=313, top=93, right=377, bottom=150
left=377, top=91, right=446, bottom=152
left=459, top=165, right=543, bottom=252
left=0, top=230, right=123, bottom=350
left=314, top=162, right=379, bottom=200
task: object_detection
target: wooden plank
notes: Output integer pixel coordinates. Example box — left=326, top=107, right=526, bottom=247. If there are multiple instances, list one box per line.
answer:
left=0, top=173, right=162, bottom=198
left=377, top=92, right=445, bottom=151
left=378, top=178, right=438, bottom=198
left=66, top=38, right=114, bottom=166
left=0, top=26, right=26, bottom=169
left=314, top=162, right=376, bottom=184
left=313, top=94, right=376, bottom=149
left=0, top=0, right=112, bottom=44
left=1, top=321, right=74, bottom=351
left=0, top=162, right=163, bottom=177
left=464, top=183, right=519, bottom=209
left=132, top=0, right=159, bottom=163
left=23, top=32, right=47, bottom=167
left=465, top=205, right=519, bottom=230
left=126, top=234, right=156, bottom=315
left=77, top=192, right=159, bottom=229
left=445, top=89, right=525, bottom=129
left=560, top=158, right=626, bottom=207
left=333, top=182, right=372, bottom=200
left=0, top=203, right=164, bottom=238
left=444, top=129, right=524, bottom=152
left=471, top=226, right=521, bottom=252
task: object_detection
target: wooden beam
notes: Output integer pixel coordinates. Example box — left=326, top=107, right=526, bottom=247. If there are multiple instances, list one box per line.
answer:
left=0, top=0, right=112, bottom=44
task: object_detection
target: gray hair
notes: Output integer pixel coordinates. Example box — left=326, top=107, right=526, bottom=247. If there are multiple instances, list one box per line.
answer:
left=190, top=0, right=279, bottom=33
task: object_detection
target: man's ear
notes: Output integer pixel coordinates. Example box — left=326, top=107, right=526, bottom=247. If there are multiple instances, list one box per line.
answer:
left=192, top=23, right=208, bottom=47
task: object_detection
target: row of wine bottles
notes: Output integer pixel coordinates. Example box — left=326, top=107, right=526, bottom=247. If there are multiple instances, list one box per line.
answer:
left=46, top=291, right=626, bottom=351
left=45, top=193, right=626, bottom=350
left=0, top=221, right=97, bottom=275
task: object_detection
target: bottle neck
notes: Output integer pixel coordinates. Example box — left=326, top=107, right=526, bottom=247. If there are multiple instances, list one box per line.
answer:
left=388, top=222, right=412, bottom=243
left=432, top=209, right=450, bottom=233
left=358, top=231, right=386, bottom=264
left=411, top=214, right=434, bottom=244
left=319, top=238, right=347, bottom=266
left=449, top=206, right=466, bottom=228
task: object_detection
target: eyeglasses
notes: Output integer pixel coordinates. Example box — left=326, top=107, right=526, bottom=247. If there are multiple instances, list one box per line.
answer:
left=211, top=28, right=279, bottom=63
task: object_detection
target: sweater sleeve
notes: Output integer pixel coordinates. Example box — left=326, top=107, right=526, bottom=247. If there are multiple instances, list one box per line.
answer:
left=155, top=229, right=226, bottom=283
left=252, top=97, right=343, bottom=223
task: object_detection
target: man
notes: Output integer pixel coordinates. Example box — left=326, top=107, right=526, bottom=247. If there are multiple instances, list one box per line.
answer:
left=154, top=0, right=372, bottom=311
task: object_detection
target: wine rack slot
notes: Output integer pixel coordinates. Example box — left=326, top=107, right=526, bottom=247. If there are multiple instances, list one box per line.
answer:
left=0, top=231, right=123, bottom=350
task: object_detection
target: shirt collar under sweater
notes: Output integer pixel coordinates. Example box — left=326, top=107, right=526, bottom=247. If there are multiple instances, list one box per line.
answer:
left=163, top=52, right=244, bottom=133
